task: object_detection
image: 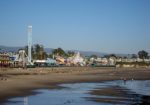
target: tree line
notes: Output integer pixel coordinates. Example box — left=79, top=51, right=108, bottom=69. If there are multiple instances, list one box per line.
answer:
left=24, top=44, right=75, bottom=60
left=22, top=44, right=149, bottom=60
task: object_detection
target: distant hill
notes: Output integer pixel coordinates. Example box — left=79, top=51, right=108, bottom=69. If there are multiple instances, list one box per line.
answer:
left=0, top=45, right=23, bottom=52
left=0, top=45, right=128, bottom=57
left=0, top=45, right=53, bottom=53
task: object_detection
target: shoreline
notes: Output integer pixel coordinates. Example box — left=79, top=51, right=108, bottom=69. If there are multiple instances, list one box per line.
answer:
left=0, top=67, right=150, bottom=103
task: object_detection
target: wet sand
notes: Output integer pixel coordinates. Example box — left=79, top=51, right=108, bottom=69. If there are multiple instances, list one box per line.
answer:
left=0, top=67, right=150, bottom=103
left=89, top=86, right=135, bottom=104
left=89, top=85, right=150, bottom=104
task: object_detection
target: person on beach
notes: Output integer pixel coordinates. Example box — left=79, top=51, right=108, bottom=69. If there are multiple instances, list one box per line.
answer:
left=123, top=77, right=126, bottom=84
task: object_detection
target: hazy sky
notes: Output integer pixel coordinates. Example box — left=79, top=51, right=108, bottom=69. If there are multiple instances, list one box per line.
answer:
left=0, top=0, right=150, bottom=54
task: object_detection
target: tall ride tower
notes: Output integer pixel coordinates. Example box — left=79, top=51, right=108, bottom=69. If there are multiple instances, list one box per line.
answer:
left=28, top=25, right=32, bottom=64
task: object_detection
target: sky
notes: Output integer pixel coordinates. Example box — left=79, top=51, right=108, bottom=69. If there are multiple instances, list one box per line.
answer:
left=0, top=0, right=150, bottom=54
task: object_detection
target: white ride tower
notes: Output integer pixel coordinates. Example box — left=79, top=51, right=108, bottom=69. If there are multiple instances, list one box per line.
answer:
left=28, top=25, right=32, bottom=65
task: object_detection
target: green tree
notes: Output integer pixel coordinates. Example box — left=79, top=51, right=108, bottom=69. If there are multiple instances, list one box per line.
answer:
left=24, top=44, right=48, bottom=60
left=33, top=44, right=47, bottom=60
left=131, top=54, right=137, bottom=59
left=24, top=46, right=35, bottom=59
left=138, top=50, right=149, bottom=59
left=42, top=51, right=48, bottom=59
left=104, top=54, right=117, bottom=58
left=24, top=45, right=28, bottom=54
left=48, top=54, right=54, bottom=58
left=109, top=54, right=117, bottom=58
left=90, top=55, right=98, bottom=59
left=52, top=48, right=66, bottom=56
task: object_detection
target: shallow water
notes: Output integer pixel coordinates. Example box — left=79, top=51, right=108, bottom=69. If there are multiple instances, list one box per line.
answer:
left=1, top=80, right=150, bottom=105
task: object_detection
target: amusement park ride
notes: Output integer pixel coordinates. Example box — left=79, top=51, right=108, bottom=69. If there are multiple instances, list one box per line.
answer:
left=0, top=26, right=33, bottom=68
left=27, top=25, right=32, bottom=65
left=17, top=25, right=34, bottom=68
left=0, top=25, right=116, bottom=68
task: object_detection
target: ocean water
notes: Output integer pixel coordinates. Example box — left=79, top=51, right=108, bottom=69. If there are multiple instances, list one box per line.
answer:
left=1, top=80, right=150, bottom=105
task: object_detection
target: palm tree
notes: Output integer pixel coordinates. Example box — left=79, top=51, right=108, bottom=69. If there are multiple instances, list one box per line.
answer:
left=33, top=44, right=45, bottom=60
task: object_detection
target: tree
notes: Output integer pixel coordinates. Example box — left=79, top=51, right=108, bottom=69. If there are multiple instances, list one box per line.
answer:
left=131, top=54, right=137, bottom=59
left=104, top=55, right=109, bottom=58
left=104, top=54, right=117, bottom=58
left=67, top=51, right=75, bottom=57
left=48, top=54, right=54, bottom=58
left=31, top=44, right=47, bottom=60
left=24, top=45, right=35, bottom=59
left=109, top=54, right=117, bottom=58
left=24, top=44, right=45, bottom=60
left=90, top=55, right=98, bottom=59
left=138, top=50, right=149, bottom=59
left=24, top=46, right=28, bottom=54
left=42, top=51, right=48, bottom=59
left=52, top=48, right=66, bottom=56
left=34, top=44, right=43, bottom=54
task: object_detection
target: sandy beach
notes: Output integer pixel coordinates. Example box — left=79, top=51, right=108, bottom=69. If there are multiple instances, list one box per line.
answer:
left=0, top=67, right=150, bottom=103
